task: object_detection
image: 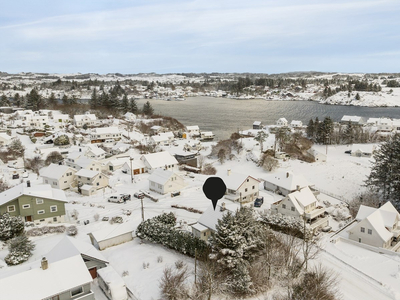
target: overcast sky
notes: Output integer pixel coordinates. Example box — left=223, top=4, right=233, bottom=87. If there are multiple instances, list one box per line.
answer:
left=1, top=0, right=399, bottom=74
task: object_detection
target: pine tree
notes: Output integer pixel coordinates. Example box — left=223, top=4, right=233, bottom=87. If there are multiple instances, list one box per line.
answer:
left=365, top=134, right=400, bottom=204
left=254, top=131, right=268, bottom=153
left=0, top=213, right=24, bottom=241
left=90, top=88, right=98, bottom=108
left=129, top=98, right=138, bottom=114
left=0, top=94, right=9, bottom=106
left=48, top=92, right=57, bottom=108
left=142, top=101, right=154, bottom=116
left=306, top=119, right=314, bottom=139
left=121, top=94, right=129, bottom=113
left=355, top=93, right=360, bottom=100
left=344, top=121, right=354, bottom=144
left=62, top=94, right=69, bottom=106
left=4, top=234, right=35, bottom=265
left=100, top=92, right=109, bottom=108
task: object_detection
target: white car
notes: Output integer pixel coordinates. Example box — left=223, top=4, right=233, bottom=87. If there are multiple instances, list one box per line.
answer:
left=108, top=195, right=123, bottom=203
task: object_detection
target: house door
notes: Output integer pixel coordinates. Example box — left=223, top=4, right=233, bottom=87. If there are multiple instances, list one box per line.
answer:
left=89, top=267, right=97, bottom=279
left=25, top=216, right=33, bottom=222
left=141, top=168, right=144, bottom=173
left=134, top=169, right=140, bottom=175
left=359, top=238, right=361, bottom=243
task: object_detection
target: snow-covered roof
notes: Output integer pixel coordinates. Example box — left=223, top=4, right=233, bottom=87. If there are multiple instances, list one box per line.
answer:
left=263, top=171, right=311, bottom=191
left=67, top=151, right=82, bottom=160
left=354, top=202, right=400, bottom=242
left=81, top=184, right=96, bottom=191
left=75, top=157, right=97, bottom=169
left=191, top=222, right=209, bottom=232
left=89, top=222, right=134, bottom=242
left=39, top=164, right=76, bottom=180
left=86, top=145, right=106, bottom=156
left=277, top=117, right=288, bottom=123
left=74, top=113, right=97, bottom=122
left=142, top=151, right=178, bottom=169
left=287, top=186, right=319, bottom=213
left=97, top=266, right=127, bottom=298
left=253, top=121, right=261, bottom=126
left=186, top=125, right=199, bottom=131
left=47, top=236, right=108, bottom=264
left=198, top=205, right=233, bottom=231
left=0, top=132, right=12, bottom=141
left=75, top=169, right=99, bottom=178
left=290, top=120, right=302, bottom=125
left=107, top=159, right=127, bottom=167
left=0, top=183, right=67, bottom=206
left=92, top=126, right=120, bottom=134
left=0, top=255, right=92, bottom=300
left=221, top=172, right=260, bottom=191
left=201, top=131, right=214, bottom=137
left=151, top=135, right=169, bottom=142
left=341, top=115, right=363, bottom=123
left=148, top=169, right=176, bottom=185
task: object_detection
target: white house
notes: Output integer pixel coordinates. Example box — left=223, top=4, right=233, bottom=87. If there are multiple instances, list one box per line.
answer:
left=186, top=125, right=200, bottom=136
left=90, top=127, right=122, bottom=143
left=253, top=121, right=262, bottom=129
left=290, top=120, right=303, bottom=128
left=75, top=169, right=109, bottom=195
left=148, top=169, right=185, bottom=195
left=200, top=131, right=215, bottom=140
left=307, top=148, right=327, bottom=162
left=351, top=144, right=376, bottom=157
left=341, top=115, right=365, bottom=125
left=122, top=159, right=146, bottom=175
left=105, top=159, right=126, bottom=172
left=276, top=118, right=288, bottom=127
left=88, top=222, right=134, bottom=250
left=347, top=202, right=400, bottom=249
left=366, top=118, right=393, bottom=132
left=221, top=170, right=260, bottom=203
left=150, top=134, right=170, bottom=146
left=39, top=164, right=77, bottom=190
left=271, top=186, right=328, bottom=229
left=85, top=146, right=106, bottom=160
left=263, top=171, right=312, bottom=196
left=74, top=112, right=97, bottom=127
left=141, top=151, right=178, bottom=173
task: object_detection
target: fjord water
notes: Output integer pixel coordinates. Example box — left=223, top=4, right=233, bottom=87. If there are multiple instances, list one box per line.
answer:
left=136, top=97, right=400, bottom=140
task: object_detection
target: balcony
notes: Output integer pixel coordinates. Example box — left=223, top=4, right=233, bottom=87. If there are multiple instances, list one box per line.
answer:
left=305, top=207, right=325, bottom=220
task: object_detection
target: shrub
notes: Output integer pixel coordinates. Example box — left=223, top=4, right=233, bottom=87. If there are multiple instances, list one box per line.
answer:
left=202, top=163, right=216, bottom=175
left=0, top=213, right=24, bottom=241
left=66, top=225, right=78, bottom=236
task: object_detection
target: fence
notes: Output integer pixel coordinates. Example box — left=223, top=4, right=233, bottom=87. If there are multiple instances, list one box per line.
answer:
left=316, top=187, right=350, bottom=204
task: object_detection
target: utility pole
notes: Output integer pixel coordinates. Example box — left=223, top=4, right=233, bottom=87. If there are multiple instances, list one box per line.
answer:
left=194, top=248, right=197, bottom=286
left=141, top=197, right=144, bottom=222
left=130, top=157, right=133, bottom=183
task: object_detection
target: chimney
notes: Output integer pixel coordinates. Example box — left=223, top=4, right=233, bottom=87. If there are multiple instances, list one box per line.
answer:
left=286, top=172, right=289, bottom=178
left=227, top=169, right=231, bottom=176
left=41, top=257, right=48, bottom=270
left=27, top=180, right=31, bottom=188
left=296, top=185, right=300, bottom=191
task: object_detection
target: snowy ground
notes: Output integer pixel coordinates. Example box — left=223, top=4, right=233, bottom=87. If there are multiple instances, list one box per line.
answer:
left=0, top=129, right=394, bottom=300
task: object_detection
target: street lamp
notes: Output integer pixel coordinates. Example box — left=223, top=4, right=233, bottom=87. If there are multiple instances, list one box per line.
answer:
left=130, top=157, right=134, bottom=183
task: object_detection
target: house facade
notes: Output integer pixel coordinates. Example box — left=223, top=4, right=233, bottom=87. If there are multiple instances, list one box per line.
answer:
left=263, top=171, right=311, bottom=196
left=276, top=118, right=288, bottom=127
left=74, top=112, right=97, bottom=127
left=39, top=164, right=77, bottom=190
left=90, top=127, right=121, bottom=143
left=271, top=186, right=328, bottom=230
left=75, top=169, right=109, bottom=192
left=148, top=169, right=185, bottom=195
left=347, top=202, right=400, bottom=249
left=0, top=183, right=67, bottom=223
left=141, top=151, right=178, bottom=173
left=222, top=170, right=260, bottom=203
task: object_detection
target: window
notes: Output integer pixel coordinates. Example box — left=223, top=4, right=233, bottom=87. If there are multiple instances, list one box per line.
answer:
left=368, top=229, right=372, bottom=235
left=64, top=181, right=67, bottom=184
left=291, top=206, right=295, bottom=211
left=7, top=205, right=16, bottom=212
left=40, top=219, right=45, bottom=222
left=53, top=217, right=58, bottom=222
left=203, top=232, right=207, bottom=236
left=50, top=205, right=57, bottom=212
left=245, top=188, right=248, bottom=192
left=22, top=204, right=30, bottom=209
left=282, top=204, right=286, bottom=209
left=36, top=199, right=44, bottom=204
left=361, top=227, right=365, bottom=233
left=247, top=179, right=249, bottom=182
left=97, top=182, right=99, bottom=186
left=38, top=210, right=45, bottom=214
left=252, top=185, right=255, bottom=189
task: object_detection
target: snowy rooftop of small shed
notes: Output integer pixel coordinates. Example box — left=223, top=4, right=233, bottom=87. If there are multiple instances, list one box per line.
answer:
left=263, top=171, right=310, bottom=191
left=75, top=169, right=99, bottom=178
left=89, top=222, right=134, bottom=242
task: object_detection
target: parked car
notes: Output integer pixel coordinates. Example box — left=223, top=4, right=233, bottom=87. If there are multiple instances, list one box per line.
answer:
left=122, top=169, right=128, bottom=174
left=344, top=150, right=352, bottom=154
left=121, top=193, right=131, bottom=201
left=108, top=195, right=123, bottom=203
left=171, top=191, right=181, bottom=197
left=134, top=192, right=145, bottom=199
left=12, top=174, right=20, bottom=179
left=254, top=197, right=264, bottom=207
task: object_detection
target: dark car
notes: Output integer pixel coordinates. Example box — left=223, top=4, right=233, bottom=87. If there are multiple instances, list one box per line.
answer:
left=344, top=150, right=352, bottom=154
left=121, top=193, right=131, bottom=201
left=171, top=191, right=181, bottom=197
left=254, top=197, right=264, bottom=207
left=12, top=174, right=20, bottom=179
left=134, top=192, right=145, bottom=199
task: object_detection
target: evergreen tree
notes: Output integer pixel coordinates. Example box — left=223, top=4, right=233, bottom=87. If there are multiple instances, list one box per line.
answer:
left=62, top=94, right=69, bottom=106
left=14, top=93, right=21, bottom=107
left=108, top=91, right=119, bottom=110
left=365, top=134, right=400, bottom=204
left=26, top=88, right=43, bottom=110
left=90, top=88, right=98, bottom=108
left=142, top=100, right=154, bottom=116
left=306, top=119, right=315, bottom=139
left=4, top=234, right=35, bottom=265
left=48, top=92, right=57, bottom=108
left=0, top=94, right=8, bottom=106
left=254, top=131, right=268, bottom=153
left=121, top=94, right=129, bottom=113
left=355, top=93, right=360, bottom=100
left=100, top=92, right=109, bottom=108
left=344, top=121, right=354, bottom=144
left=0, top=213, right=24, bottom=241
left=129, top=98, right=138, bottom=114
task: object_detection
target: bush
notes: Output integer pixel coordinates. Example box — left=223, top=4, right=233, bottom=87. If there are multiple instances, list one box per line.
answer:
left=4, top=235, right=35, bottom=266
left=66, top=225, right=78, bottom=236
left=0, top=213, right=24, bottom=241
left=159, top=265, right=189, bottom=300
left=202, top=163, right=216, bottom=175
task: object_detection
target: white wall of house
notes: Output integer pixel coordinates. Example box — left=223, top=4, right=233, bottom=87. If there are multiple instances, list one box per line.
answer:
left=273, top=198, right=302, bottom=218
left=97, top=233, right=133, bottom=251
left=348, top=219, right=388, bottom=248
left=43, top=172, right=75, bottom=190
left=228, top=177, right=259, bottom=202
left=149, top=175, right=185, bottom=195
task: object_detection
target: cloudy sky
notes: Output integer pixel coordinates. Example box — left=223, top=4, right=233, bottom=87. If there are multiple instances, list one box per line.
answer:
left=1, top=0, right=399, bottom=74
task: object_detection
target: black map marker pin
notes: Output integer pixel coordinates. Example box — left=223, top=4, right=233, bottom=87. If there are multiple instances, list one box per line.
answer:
left=202, top=177, right=226, bottom=211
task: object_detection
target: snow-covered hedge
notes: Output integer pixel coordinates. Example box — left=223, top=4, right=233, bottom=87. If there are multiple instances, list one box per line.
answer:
left=0, top=213, right=24, bottom=241
left=260, top=212, right=308, bottom=237
left=136, top=212, right=209, bottom=258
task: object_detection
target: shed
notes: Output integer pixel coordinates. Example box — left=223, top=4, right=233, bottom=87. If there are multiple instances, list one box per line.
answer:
left=88, top=222, right=134, bottom=250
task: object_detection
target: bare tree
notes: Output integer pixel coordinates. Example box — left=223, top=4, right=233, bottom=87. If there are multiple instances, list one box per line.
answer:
left=159, top=264, right=189, bottom=300
left=197, top=155, right=205, bottom=170
left=45, top=151, right=63, bottom=166
left=348, top=190, right=382, bottom=218
left=25, top=156, right=44, bottom=175
left=263, top=156, right=279, bottom=172
left=217, top=149, right=226, bottom=164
